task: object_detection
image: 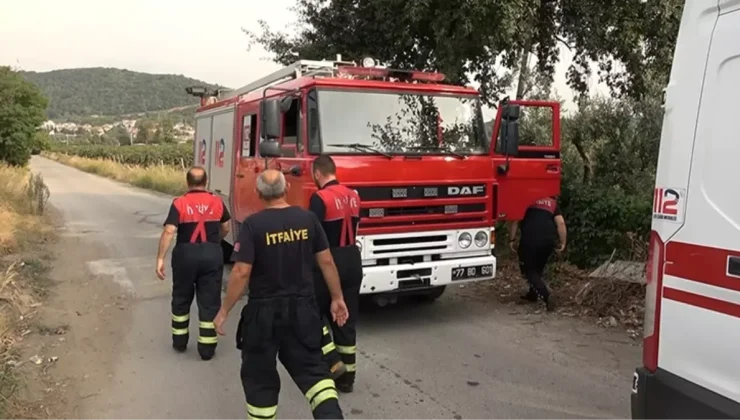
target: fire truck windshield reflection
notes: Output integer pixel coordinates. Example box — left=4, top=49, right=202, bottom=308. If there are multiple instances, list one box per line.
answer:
left=316, top=90, right=489, bottom=155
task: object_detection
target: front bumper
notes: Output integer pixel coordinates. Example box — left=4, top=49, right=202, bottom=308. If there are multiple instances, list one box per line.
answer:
left=631, top=367, right=740, bottom=419
left=359, top=254, right=496, bottom=295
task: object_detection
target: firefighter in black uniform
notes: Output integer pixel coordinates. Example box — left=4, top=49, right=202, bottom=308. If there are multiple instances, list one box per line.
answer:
left=156, top=166, right=231, bottom=360
left=213, top=169, right=348, bottom=420
left=308, top=155, right=362, bottom=393
left=508, top=195, right=567, bottom=312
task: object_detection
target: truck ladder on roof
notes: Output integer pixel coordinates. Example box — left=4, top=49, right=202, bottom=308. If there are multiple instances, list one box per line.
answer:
left=218, top=58, right=355, bottom=101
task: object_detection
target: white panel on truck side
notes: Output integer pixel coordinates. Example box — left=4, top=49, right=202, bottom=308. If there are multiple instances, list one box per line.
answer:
left=209, top=110, right=235, bottom=202
left=658, top=8, right=740, bottom=405
left=194, top=116, right=213, bottom=179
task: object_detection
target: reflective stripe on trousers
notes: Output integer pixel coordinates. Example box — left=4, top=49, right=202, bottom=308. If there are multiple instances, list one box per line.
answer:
left=199, top=320, right=218, bottom=345
left=247, top=403, right=277, bottom=420
left=305, top=378, right=339, bottom=411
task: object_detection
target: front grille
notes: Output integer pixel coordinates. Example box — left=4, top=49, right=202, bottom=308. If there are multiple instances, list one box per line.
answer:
left=365, top=232, right=453, bottom=261
left=361, top=203, right=485, bottom=218
left=354, top=184, right=487, bottom=201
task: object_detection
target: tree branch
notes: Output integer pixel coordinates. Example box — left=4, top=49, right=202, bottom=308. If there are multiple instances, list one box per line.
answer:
left=555, top=35, right=573, bottom=51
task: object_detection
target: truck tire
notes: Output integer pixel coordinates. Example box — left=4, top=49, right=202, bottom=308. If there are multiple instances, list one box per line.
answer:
left=416, top=286, right=446, bottom=303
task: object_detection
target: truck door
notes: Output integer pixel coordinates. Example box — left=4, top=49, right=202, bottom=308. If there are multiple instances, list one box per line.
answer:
left=273, top=94, right=309, bottom=208
left=233, top=102, right=260, bottom=239
left=490, top=100, right=561, bottom=221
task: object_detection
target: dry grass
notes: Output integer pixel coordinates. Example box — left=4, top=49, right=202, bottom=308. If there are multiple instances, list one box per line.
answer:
left=44, top=152, right=187, bottom=196
left=0, top=164, right=54, bottom=419
left=462, top=254, right=646, bottom=339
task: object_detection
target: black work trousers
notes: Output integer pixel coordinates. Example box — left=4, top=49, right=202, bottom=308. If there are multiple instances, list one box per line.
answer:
left=237, top=296, right=344, bottom=420
left=517, top=239, right=555, bottom=300
left=171, top=242, right=223, bottom=359
left=314, top=246, right=362, bottom=386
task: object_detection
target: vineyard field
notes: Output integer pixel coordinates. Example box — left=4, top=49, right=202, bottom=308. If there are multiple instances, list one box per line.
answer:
left=50, top=144, right=193, bottom=166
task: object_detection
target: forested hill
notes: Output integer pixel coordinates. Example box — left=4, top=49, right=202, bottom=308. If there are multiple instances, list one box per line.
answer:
left=20, top=68, right=221, bottom=120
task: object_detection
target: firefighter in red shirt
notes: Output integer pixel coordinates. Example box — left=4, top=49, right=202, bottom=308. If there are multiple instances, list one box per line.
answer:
left=309, top=155, right=363, bottom=393
left=156, top=167, right=231, bottom=360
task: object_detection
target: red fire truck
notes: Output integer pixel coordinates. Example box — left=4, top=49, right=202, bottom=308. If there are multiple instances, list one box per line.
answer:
left=186, top=57, right=561, bottom=304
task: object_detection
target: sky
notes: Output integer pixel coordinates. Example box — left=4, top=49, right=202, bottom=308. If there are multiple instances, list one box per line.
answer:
left=0, top=0, right=606, bottom=112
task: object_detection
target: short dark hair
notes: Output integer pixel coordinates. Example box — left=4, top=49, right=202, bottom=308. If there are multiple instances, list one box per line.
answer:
left=186, top=166, right=208, bottom=187
left=312, top=155, right=336, bottom=175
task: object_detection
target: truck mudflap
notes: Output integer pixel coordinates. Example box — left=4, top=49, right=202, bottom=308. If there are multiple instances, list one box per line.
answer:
left=632, top=367, right=740, bottom=419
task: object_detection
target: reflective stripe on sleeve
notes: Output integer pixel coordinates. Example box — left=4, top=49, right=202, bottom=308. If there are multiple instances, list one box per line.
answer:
left=321, top=342, right=336, bottom=355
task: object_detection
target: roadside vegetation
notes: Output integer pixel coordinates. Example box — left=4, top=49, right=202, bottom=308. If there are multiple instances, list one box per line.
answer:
left=43, top=151, right=187, bottom=196
left=0, top=164, right=54, bottom=419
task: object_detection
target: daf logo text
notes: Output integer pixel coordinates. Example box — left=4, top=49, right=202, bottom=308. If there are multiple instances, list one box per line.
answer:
left=447, top=185, right=485, bottom=196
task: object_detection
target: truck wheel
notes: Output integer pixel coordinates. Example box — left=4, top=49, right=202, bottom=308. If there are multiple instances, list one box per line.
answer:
left=416, top=286, right=446, bottom=303
left=221, top=240, right=233, bottom=264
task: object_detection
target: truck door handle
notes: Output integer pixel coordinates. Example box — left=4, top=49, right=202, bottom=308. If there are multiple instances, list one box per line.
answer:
left=728, top=256, right=740, bottom=277
left=236, top=173, right=245, bottom=178
left=214, top=189, right=222, bottom=194
left=546, top=165, right=559, bottom=173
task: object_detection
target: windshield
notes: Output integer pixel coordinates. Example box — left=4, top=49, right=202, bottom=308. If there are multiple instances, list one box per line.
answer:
left=315, top=89, right=488, bottom=155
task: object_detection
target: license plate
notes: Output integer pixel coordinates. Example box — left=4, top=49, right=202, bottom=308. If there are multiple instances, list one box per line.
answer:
left=451, top=264, right=493, bottom=281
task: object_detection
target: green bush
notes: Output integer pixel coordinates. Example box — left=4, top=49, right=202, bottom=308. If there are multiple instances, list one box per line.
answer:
left=559, top=182, right=652, bottom=268
left=50, top=143, right=192, bottom=167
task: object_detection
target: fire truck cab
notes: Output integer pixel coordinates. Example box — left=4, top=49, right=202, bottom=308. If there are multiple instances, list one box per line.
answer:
left=187, top=57, right=560, bottom=304
left=631, top=1, right=740, bottom=418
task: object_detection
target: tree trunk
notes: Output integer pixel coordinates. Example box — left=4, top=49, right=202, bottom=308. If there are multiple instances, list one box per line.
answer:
left=571, top=130, right=593, bottom=184
left=515, top=48, right=531, bottom=99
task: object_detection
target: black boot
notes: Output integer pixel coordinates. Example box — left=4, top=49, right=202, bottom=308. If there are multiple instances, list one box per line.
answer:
left=545, top=294, right=556, bottom=312
left=172, top=343, right=187, bottom=353
left=335, top=372, right=355, bottom=393
left=519, top=288, right=538, bottom=302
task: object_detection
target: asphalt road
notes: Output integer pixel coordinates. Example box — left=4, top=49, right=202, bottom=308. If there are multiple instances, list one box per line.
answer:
left=31, top=156, right=639, bottom=419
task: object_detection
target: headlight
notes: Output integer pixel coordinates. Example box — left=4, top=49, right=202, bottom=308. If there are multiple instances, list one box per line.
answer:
left=458, top=232, right=472, bottom=249
left=474, top=231, right=488, bottom=248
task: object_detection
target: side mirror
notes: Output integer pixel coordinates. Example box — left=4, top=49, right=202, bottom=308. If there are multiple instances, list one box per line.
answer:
left=258, top=139, right=282, bottom=158
left=279, top=96, right=294, bottom=113
left=499, top=104, right=520, bottom=157
left=261, top=99, right=281, bottom=140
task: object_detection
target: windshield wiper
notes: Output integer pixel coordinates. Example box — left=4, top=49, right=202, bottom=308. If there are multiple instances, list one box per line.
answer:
left=326, top=143, right=393, bottom=159
left=405, top=145, right=466, bottom=159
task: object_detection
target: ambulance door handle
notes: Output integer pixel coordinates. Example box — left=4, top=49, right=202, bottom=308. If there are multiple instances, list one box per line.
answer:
left=728, top=256, right=740, bottom=277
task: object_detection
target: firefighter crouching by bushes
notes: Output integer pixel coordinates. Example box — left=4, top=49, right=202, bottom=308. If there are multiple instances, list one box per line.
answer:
left=156, top=166, right=231, bottom=360
left=213, top=169, right=349, bottom=420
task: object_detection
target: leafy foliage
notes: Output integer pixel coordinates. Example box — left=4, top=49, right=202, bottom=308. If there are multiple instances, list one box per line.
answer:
left=50, top=144, right=192, bottom=167
left=246, top=0, right=683, bottom=104
left=0, top=67, right=49, bottom=166
left=559, top=183, right=652, bottom=268
left=20, top=68, right=220, bottom=119
left=554, top=90, right=662, bottom=268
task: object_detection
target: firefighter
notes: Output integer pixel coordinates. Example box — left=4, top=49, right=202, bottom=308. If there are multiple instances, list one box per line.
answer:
left=155, top=166, right=231, bottom=360
left=308, top=155, right=362, bottom=394
left=508, top=195, right=567, bottom=312
left=213, top=169, right=348, bottom=420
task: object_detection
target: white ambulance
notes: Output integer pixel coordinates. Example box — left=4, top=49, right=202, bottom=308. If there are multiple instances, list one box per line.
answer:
left=631, top=0, right=740, bottom=418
